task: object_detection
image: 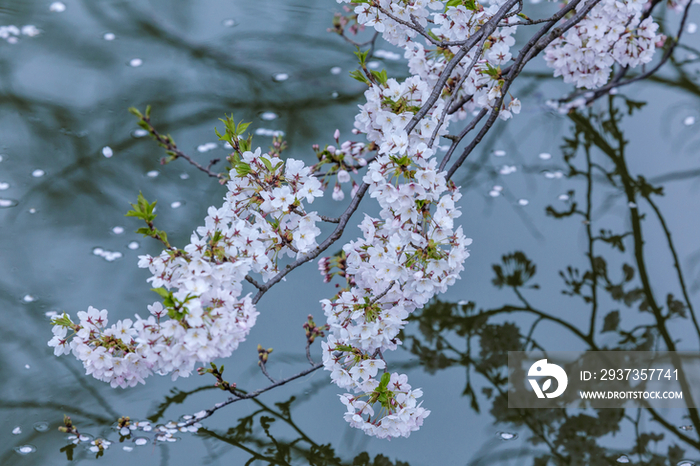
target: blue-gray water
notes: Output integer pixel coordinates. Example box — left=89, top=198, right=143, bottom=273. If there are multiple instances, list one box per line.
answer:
left=2, top=0, right=700, bottom=464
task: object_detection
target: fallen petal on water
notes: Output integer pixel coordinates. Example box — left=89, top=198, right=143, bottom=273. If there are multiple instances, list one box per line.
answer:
left=497, top=431, right=517, bottom=440
left=15, top=445, right=36, bottom=455
left=0, top=198, right=18, bottom=208
left=49, top=2, right=66, bottom=12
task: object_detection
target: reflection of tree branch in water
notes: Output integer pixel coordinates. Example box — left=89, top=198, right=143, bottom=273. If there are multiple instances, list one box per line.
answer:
left=404, top=96, right=700, bottom=463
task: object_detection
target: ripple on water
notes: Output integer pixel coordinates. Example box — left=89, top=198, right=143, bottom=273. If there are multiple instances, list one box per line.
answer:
left=33, top=422, right=49, bottom=432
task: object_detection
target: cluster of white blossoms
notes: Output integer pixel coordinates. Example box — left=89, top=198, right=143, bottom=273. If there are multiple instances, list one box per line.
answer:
left=314, top=130, right=369, bottom=201
left=544, top=0, right=662, bottom=89
left=49, top=149, right=324, bottom=387
left=319, top=125, right=471, bottom=437
left=344, top=0, right=523, bottom=121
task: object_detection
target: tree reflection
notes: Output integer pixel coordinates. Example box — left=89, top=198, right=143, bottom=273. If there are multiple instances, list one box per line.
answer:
left=404, top=96, right=700, bottom=465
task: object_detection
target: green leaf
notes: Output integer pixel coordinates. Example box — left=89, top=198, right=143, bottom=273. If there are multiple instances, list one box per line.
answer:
left=349, top=70, right=370, bottom=85
left=378, top=372, right=391, bottom=390
left=260, top=156, right=273, bottom=172
left=235, top=162, right=252, bottom=176
left=371, top=69, right=388, bottom=85
left=151, top=288, right=171, bottom=299
left=354, top=49, right=370, bottom=66
left=236, top=120, right=251, bottom=135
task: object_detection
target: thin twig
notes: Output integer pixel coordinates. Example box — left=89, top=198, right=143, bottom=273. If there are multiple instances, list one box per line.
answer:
left=142, top=116, right=225, bottom=179
left=182, top=362, right=323, bottom=427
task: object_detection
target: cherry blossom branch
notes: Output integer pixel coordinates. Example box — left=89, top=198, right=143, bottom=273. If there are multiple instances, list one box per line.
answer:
left=403, top=0, right=520, bottom=137
left=445, top=0, right=603, bottom=180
